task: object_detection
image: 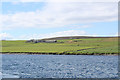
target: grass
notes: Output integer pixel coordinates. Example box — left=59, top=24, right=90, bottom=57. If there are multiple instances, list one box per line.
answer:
left=1, top=37, right=118, bottom=55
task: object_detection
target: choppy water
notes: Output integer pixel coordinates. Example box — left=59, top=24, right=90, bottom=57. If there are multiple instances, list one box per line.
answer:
left=2, top=54, right=118, bottom=78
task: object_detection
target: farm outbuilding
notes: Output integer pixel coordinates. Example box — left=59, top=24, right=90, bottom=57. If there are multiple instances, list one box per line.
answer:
left=44, top=40, right=57, bottom=43
left=26, top=39, right=57, bottom=43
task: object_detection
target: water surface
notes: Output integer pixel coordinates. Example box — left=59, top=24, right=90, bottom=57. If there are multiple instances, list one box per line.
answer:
left=2, top=54, right=118, bottom=78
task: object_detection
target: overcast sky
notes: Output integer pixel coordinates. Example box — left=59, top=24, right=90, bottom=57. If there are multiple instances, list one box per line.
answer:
left=0, top=0, right=118, bottom=40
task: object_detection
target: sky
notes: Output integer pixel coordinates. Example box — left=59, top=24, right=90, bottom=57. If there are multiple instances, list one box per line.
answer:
left=0, top=0, right=118, bottom=40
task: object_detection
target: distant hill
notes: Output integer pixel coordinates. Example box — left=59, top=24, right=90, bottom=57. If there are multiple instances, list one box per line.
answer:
left=41, top=36, right=117, bottom=40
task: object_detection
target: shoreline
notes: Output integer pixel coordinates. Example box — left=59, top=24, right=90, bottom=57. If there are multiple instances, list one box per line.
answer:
left=0, top=52, right=118, bottom=56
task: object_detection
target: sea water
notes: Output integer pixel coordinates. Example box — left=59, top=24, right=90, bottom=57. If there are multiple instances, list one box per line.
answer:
left=2, top=54, right=118, bottom=78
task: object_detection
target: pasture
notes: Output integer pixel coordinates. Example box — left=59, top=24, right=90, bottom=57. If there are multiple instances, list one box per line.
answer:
left=1, top=37, right=118, bottom=55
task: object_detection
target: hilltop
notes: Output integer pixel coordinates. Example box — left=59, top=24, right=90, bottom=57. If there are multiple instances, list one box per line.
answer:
left=41, top=36, right=117, bottom=40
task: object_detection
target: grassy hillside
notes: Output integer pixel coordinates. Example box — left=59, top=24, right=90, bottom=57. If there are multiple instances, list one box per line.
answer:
left=42, top=36, right=116, bottom=40
left=1, top=37, right=118, bottom=55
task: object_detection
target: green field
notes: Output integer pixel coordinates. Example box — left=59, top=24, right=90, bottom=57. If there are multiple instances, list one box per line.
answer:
left=1, top=37, right=118, bottom=55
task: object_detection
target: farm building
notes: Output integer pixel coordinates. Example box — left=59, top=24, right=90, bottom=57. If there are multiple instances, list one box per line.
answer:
left=44, top=40, right=57, bottom=43
left=26, top=39, right=57, bottom=43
